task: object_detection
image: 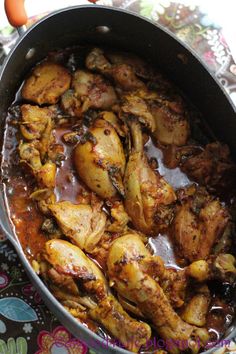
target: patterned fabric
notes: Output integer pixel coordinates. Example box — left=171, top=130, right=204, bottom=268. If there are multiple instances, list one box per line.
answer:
left=0, top=0, right=236, bottom=353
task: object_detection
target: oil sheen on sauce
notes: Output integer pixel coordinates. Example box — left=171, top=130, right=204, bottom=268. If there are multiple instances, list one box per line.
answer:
left=1, top=96, right=234, bottom=351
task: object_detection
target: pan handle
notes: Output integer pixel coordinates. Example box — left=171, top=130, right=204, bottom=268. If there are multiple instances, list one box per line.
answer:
left=4, top=0, right=27, bottom=27
left=4, top=0, right=99, bottom=29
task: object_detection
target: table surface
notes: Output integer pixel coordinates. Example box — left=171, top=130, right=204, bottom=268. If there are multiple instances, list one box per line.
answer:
left=0, top=1, right=236, bottom=353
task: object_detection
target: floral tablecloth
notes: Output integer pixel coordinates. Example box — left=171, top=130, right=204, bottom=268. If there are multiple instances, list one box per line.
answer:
left=0, top=0, right=236, bottom=353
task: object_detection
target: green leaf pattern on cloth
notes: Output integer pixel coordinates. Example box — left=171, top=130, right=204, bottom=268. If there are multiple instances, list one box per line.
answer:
left=140, top=0, right=155, bottom=17
left=0, top=338, right=28, bottom=354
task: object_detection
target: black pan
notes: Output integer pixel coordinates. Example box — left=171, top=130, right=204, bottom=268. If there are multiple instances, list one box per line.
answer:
left=0, top=3, right=236, bottom=354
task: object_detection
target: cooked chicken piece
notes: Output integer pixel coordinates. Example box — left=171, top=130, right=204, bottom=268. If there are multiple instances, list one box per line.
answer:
left=86, top=48, right=155, bottom=80
left=124, top=119, right=176, bottom=234
left=72, top=70, right=117, bottom=113
left=108, top=64, right=145, bottom=91
left=147, top=71, right=181, bottom=94
left=118, top=83, right=189, bottom=144
left=181, top=142, right=236, bottom=195
left=51, top=285, right=89, bottom=309
left=36, top=161, right=56, bottom=188
left=143, top=252, right=236, bottom=308
left=106, top=50, right=155, bottom=80
left=158, top=265, right=187, bottom=309
left=98, top=111, right=125, bottom=137
left=63, top=131, right=80, bottom=144
left=30, top=188, right=56, bottom=216
left=181, top=286, right=211, bottom=327
left=22, top=62, right=71, bottom=105
left=74, top=118, right=126, bottom=199
left=20, top=104, right=59, bottom=161
left=90, top=232, right=121, bottom=271
left=122, top=248, right=187, bottom=309
left=117, top=294, right=145, bottom=318
left=47, top=143, right=65, bottom=166
left=186, top=253, right=236, bottom=283
left=41, top=239, right=102, bottom=309
left=86, top=47, right=145, bottom=91
left=162, top=144, right=203, bottom=169
left=173, top=186, right=229, bottom=262
left=121, top=93, right=156, bottom=132
left=107, top=234, right=209, bottom=354
left=86, top=47, right=111, bottom=71
left=19, top=141, right=42, bottom=170
left=39, top=116, right=55, bottom=161
left=89, top=295, right=151, bottom=352
left=214, top=252, right=235, bottom=272
left=14, top=47, right=236, bottom=352
left=41, top=218, right=63, bottom=239
left=61, top=89, right=82, bottom=117
left=213, top=254, right=236, bottom=282
left=61, top=300, right=88, bottom=322
left=135, top=88, right=190, bottom=146
left=47, top=267, right=80, bottom=296
left=44, top=239, right=151, bottom=352
left=213, top=222, right=233, bottom=255
left=19, top=142, right=56, bottom=188
left=20, top=104, right=54, bottom=141
left=62, top=301, right=89, bottom=325
left=106, top=200, right=130, bottom=233
left=105, top=232, right=235, bottom=311
left=52, top=278, right=98, bottom=309
left=49, top=198, right=106, bottom=253
left=186, top=260, right=210, bottom=283
left=30, top=188, right=54, bottom=202
left=44, top=239, right=105, bottom=294
left=151, top=103, right=190, bottom=146
left=44, top=278, right=93, bottom=327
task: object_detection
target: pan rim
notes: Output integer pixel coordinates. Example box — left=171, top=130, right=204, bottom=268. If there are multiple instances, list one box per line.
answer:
left=0, top=5, right=235, bottom=354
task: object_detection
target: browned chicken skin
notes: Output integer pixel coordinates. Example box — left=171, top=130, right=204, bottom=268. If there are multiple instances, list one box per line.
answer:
left=74, top=117, right=126, bottom=199
left=121, top=92, right=156, bottom=132
left=19, top=141, right=57, bottom=188
left=43, top=239, right=151, bottom=352
left=22, top=62, right=71, bottom=105
left=124, top=119, right=176, bottom=235
left=20, top=104, right=54, bottom=141
left=48, top=198, right=107, bottom=253
left=163, top=142, right=236, bottom=197
left=7, top=46, right=236, bottom=354
left=60, top=89, right=82, bottom=117
left=181, top=142, right=236, bottom=195
left=72, top=69, right=118, bottom=113
left=136, top=89, right=190, bottom=146
left=173, top=186, right=230, bottom=262
left=107, top=234, right=209, bottom=354
left=86, top=47, right=145, bottom=91
left=86, top=48, right=190, bottom=146
left=106, top=50, right=156, bottom=80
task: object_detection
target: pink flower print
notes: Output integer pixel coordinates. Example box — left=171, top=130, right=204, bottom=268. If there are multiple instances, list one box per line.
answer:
left=22, top=284, right=42, bottom=304
left=219, top=32, right=227, bottom=47
left=0, top=272, right=9, bottom=289
left=36, top=326, right=87, bottom=354
left=203, top=50, right=216, bottom=66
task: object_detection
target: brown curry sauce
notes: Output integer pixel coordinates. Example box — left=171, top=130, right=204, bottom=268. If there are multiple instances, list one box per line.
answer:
left=1, top=48, right=235, bottom=351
